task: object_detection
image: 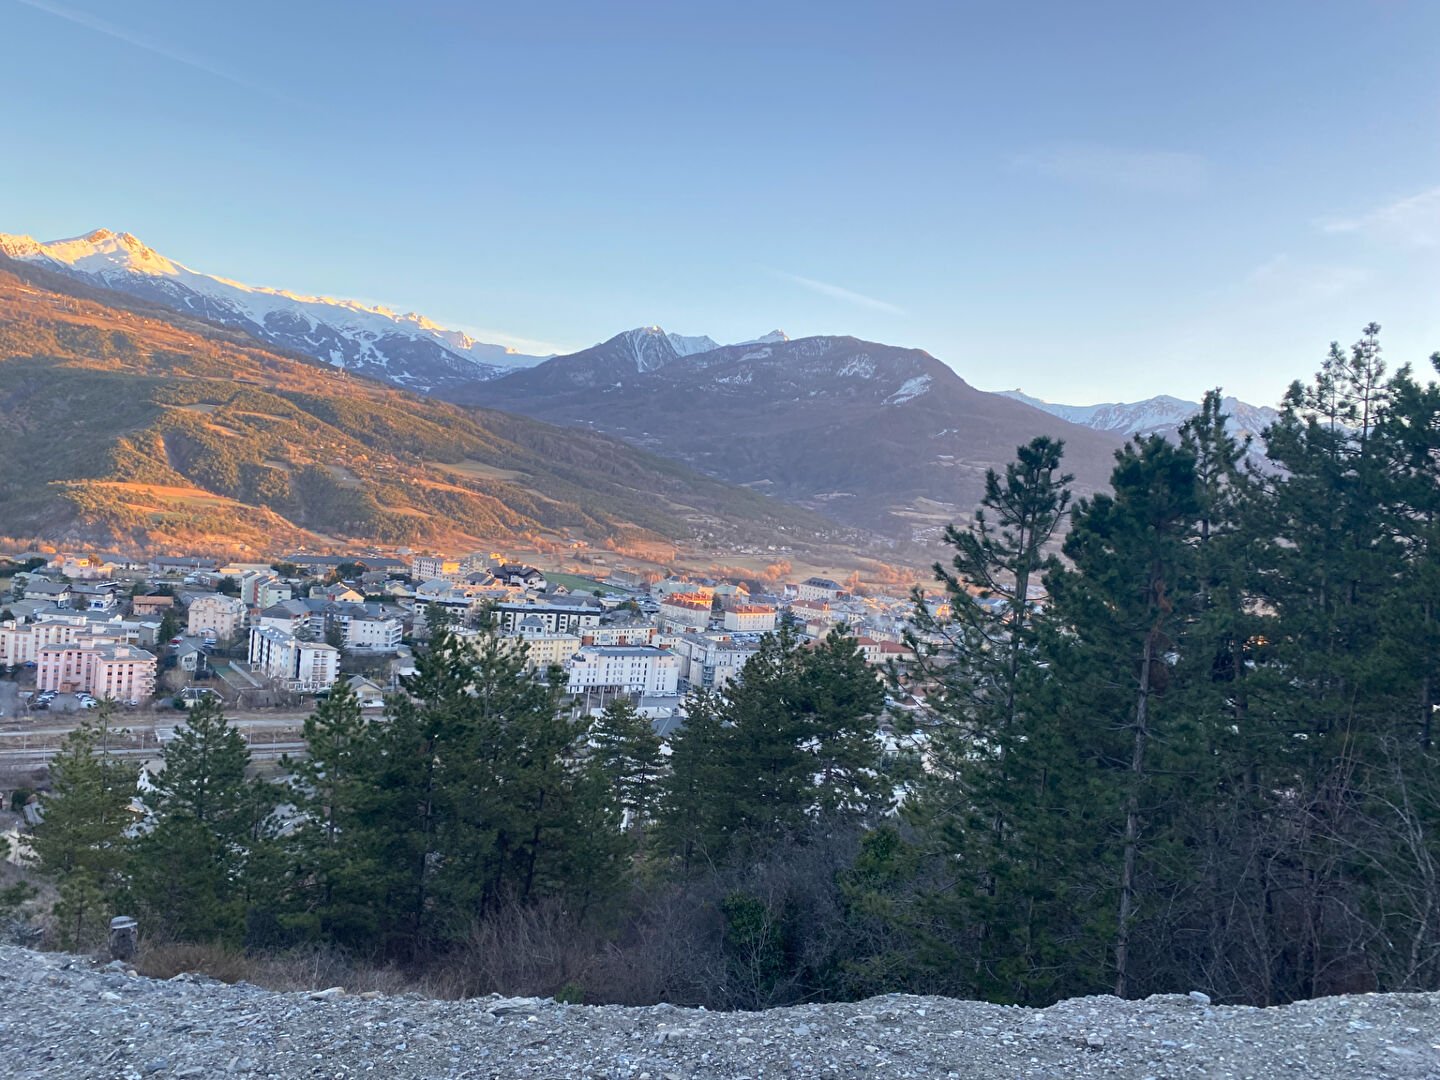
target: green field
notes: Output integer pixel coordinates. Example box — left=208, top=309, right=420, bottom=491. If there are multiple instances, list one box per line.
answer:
left=545, top=572, right=609, bottom=594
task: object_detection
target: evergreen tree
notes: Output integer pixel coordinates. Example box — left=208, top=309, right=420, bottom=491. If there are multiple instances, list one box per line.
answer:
left=31, top=703, right=136, bottom=948
left=1044, top=434, right=1202, bottom=997
left=129, top=698, right=272, bottom=944
left=589, top=697, right=665, bottom=836
left=282, top=678, right=378, bottom=946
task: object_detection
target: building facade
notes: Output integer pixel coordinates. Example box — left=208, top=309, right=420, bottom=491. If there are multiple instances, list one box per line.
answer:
left=36, top=642, right=155, bottom=701
left=565, top=645, right=679, bottom=695
left=248, top=626, right=340, bottom=693
left=188, top=594, right=247, bottom=640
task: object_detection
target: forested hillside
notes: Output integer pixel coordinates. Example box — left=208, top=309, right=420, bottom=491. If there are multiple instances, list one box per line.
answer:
left=0, top=255, right=840, bottom=551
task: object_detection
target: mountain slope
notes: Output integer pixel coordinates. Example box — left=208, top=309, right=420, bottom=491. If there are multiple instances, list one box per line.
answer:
left=0, top=229, right=549, bottom=394
left=450, top=331, right=1126, bottom=539
left=0, top=255, right=841, bottom=553
left=998, top=389, right=1280, bottom=445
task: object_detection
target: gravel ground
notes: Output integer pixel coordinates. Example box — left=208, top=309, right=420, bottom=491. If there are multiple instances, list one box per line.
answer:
left=2, top=946, right=1438, bottom=1079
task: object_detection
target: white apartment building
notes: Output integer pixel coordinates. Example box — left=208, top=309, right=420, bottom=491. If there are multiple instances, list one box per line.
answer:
left=345, top=614, right=403, bottom=652
left=797, top=577, right=843, bottom=602
left=722, top=605, right=777, bottom=633
left=36, top=641, right=156, bottom=701
left=248, top=625, right=340, bottom=693
left=565, top=645, right=678, bottom=695
left=188, top=594, right=247, bottom=640
left=671, top=632, right=761, bottom=692
left=0, top=617, right=129, bottom=667
left=505, top=617, right=582, bottom=671
left=412, top=555, right=463, bottom=581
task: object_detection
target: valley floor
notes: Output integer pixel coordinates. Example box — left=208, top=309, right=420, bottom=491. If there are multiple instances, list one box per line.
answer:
left=2, top=945, right=1436, bottom=1079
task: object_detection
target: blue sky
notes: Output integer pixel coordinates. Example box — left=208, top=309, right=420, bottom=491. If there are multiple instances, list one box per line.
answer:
left=2, top=0, right=1437, bottom=404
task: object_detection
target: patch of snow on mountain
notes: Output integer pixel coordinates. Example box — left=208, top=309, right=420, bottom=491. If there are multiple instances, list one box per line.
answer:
left=885, top=375, right=933, bottom=405
left=837, top=355, right=877, bottom=378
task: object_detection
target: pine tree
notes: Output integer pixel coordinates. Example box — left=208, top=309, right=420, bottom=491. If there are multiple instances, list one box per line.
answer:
left=1045, top=434, right=1201, bottom=997
left=899, top=437, right=1073, bottom=1003
left=129, top=697, right=271, bottom=944
left=31, top=702, right=137, bottom=948
left=283, top=677, right=379, bottom=946
left=589, top=697, right=665, bottom=836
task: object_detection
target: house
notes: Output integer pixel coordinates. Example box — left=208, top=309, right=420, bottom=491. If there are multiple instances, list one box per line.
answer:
left=312, top=583, right=365, bottom=604
left=652, top=579, right=713, bottom=601
left=658, top=593, right=713, bottom=633
left=248, top=625, right=340, bottom=693
left=22, top=579, right=71, bottom=605
left=150, top=556, right=217, bottom=574
left=566, top=645, right=679, bottom=695
left=279, top=554, right=342, bottom=577
left=173, top=638, right=209, bottom=674
left=187, top=594, right=246, bottom=641
left=722, top=604, right=777, bottom=633
left=797, top=577, right=843, bottom=602
left=36, top=641, right=156, bottom=701
left=131, top=593, right=175, bottom=616
left=496, top=564, right=547, bottom=590
left=605, top=567, right=643, bottom=589
left=343, top=675, right=388, bottom=709
left=69, top=583, right=118, bottom=612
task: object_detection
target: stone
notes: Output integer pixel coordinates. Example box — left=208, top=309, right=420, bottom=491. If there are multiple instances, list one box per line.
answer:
left=1188, top=991, right=1212, bottom=1006
left=308, top=986, right=345, bottom=1001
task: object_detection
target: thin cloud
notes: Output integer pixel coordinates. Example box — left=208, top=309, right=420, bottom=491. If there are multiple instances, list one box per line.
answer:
left=1321, top=186, right=1440, bottom=248
left=1244, top=254, right=1373, bottom=305
left=765, top=269, right=907, bottom=316
left=1012, top=143, right=1211, bottom=194
left=12, top=0, right=294, bottom=104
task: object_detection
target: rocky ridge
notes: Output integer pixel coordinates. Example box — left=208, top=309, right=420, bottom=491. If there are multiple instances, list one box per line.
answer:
left=2, top=946, right=1437, bottom=1079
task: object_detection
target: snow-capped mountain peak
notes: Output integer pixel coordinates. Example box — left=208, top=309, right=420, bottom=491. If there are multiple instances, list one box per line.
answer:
left=999, top=388, right=1280, bottom=445
left=0, top=228, right=550, bottom=392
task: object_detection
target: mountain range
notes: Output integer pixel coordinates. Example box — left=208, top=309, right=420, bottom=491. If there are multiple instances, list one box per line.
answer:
left=997, top=389, right=1280, bottom=446
left=0, top=253, right=838, bottom=553
left=0, top=227, right=1286, bottom=549
left=0, top=229, right=551, bottom=394
left=451, top=330, right=1128, bottom=539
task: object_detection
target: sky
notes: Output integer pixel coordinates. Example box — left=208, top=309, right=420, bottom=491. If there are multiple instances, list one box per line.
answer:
left=1, top=0, right=1438, bottom=405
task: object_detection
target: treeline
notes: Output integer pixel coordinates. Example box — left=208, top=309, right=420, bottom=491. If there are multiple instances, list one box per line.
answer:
left=26, top=325, right=1440, bottom=1008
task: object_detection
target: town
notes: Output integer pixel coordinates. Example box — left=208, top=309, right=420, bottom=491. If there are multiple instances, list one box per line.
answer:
left=0, top=547, right=935, bottom=765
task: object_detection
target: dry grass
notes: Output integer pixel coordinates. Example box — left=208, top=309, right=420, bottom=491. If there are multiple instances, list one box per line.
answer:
left=134, top=941, right=415, bottom=996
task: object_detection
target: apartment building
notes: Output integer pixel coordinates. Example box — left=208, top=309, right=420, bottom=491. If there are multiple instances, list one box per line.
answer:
left=658, top=593, right=712, bottom=633
left=722, top=604, right=777, bottom=633
left=187, top=594, right=247, bottom=640
left=36, top=641, right=155, bottom=701
left=565, top=645, right=679, bottom=695
left=248, top=625, right=340, bottom=693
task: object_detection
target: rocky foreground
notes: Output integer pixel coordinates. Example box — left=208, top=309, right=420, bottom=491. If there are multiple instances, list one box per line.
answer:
left=2, top=946, right=1438, bottom=1079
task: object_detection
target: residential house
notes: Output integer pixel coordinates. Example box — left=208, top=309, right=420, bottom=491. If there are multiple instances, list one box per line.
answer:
left=131, top=593, right=175, bottom=617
